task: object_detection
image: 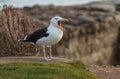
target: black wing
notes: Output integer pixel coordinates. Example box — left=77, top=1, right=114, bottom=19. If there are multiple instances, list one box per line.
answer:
left=25, top=27, right=49, bottom=43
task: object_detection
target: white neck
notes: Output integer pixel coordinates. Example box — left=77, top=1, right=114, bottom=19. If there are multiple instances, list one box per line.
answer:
left=49, top=22, right=58, bottom=29
left=49, top=22, right=64, bottom=31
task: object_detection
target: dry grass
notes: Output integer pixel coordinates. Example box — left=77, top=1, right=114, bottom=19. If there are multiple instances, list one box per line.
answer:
left=0, top=5, right=40, bottom=56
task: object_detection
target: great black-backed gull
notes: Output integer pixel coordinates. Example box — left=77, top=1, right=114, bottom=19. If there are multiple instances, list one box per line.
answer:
left=19, top=16, right=68, bottom=60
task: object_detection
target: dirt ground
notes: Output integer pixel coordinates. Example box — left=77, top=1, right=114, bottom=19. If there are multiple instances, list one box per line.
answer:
left=0, top=56, right=120, bottom=79
left=87, top=65, right=120, bottom=79
left=0, top=56, right=72, bottom=64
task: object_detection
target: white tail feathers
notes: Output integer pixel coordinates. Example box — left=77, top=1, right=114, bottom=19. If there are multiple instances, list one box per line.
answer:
left=18, top=35, right=27, bottom=42
left=18, top=39, right=21, bottom=42
left=24, top=35, right=27, bottom=40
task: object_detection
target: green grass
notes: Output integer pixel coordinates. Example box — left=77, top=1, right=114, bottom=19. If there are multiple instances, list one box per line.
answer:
left=0, top=61, right=100, bottom=79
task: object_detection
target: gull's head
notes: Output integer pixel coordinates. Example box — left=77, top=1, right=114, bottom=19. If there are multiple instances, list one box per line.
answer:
left=50, top=16, right=68, bottom=31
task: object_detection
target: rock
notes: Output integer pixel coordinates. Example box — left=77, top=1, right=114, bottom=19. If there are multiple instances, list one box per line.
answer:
left=104, top=0, right=120, bottom=4
left=114, top=13, right=120, bottom=23
left=0, top=56, right=72, bottom=64
left=85, top=1, right=116, bottom=12
left=77, top=15, right=95, bottom=27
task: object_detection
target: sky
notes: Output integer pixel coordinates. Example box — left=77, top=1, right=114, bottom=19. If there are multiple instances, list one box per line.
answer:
left=0, top=0, right=102, bottom=8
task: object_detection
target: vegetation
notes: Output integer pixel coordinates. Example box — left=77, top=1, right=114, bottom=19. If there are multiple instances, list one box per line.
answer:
left=0, top=6, right=40, bottom=56
left=0, top=61, right=100, bottom=79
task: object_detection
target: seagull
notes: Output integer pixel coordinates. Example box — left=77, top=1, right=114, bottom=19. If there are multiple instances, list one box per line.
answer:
left=19, top=16, right=68, bottom=60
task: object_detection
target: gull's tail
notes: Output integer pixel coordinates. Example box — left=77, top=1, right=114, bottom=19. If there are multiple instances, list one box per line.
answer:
left=18, top=35, right=28, bottom=42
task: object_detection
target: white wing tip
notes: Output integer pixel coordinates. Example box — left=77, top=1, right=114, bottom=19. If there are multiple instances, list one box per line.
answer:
left=24, top=35, right=27, bottom=40
left=18, top=39, right=21, bottom=42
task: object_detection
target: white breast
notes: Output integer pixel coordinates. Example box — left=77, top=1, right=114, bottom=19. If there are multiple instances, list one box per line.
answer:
left=36, top=26, right=63, bottom=46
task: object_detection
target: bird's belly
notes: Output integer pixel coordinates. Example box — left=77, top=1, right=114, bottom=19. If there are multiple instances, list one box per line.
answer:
left=36, top=32, right=63, bottom=46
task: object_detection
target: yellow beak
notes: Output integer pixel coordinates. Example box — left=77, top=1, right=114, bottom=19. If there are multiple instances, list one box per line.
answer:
left=62, top=18, right=69, bottom=22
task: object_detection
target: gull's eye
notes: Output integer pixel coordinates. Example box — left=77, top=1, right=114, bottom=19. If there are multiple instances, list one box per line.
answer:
left=55, top=18, right=58, bottom=20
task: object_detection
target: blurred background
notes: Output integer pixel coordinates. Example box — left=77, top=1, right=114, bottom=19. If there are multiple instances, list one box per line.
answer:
left=0, top=0, right=101, bottom=7
left=0, top=0, right=120, bottom=65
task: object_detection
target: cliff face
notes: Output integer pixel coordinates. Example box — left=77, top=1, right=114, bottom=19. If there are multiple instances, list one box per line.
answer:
left=0, top=1, right=120, bottom=65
